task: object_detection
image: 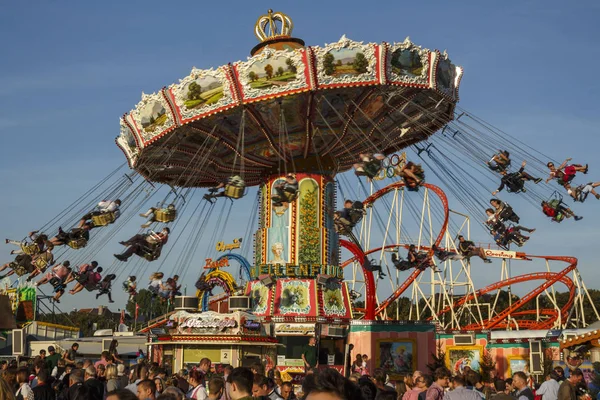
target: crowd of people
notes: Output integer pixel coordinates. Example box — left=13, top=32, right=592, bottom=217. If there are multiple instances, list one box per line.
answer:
left=1, top=343, right=597, bottom=400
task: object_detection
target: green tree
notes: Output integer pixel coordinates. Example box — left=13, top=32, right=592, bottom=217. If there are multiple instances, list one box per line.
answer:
left=126, top=289, right=171, bottom=322
left=323, top=53, right=336, bottom=76
left=264, top=64, right=274, bottom=79
left=248, top=71, right=258, bottom=82
left=353, top=52, right=369, bottom=74
left=285, top=58, right=297, bottom=73
left=187, top=81, right=202, bottom=100
left=298, top=188, right=320, bottom=264
left=336, top=59, right=342, bottom=66
left=479, top=349, right=496, bottom=383
left=276, top=66, right=285, bottom=77
left=426, top=341, right=447, bottom=374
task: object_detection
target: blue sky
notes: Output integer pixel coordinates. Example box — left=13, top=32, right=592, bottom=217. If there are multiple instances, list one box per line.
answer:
left=1, top=1, right=599, bottom=315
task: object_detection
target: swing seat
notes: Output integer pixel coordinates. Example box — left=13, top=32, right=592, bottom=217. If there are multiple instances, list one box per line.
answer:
left=224, top=184, right=244, bottom=199
left=139, top=243, right=162, bottom=261
left=33, top=257, right=50, bottom=271
left=67, top=238, right=88, bottom=249
left=11, top=263, right=31, bottom=277
left=20, top=243, right=40, bottom=256
left=155, top=208, right=177, bottom=223
left=92, top=212, right=116, bottom=227
left=281, top=190, right=298, bottom=203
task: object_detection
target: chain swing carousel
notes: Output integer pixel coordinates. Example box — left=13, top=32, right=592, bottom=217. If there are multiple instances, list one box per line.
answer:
left=116, top=9, right=461, bottom=373
left=4, top=8, right=596, bottom=380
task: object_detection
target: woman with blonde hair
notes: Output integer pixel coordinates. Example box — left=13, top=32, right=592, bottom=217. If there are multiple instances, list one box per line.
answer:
left=0, top=377, right=16, bottom=400
left=403, top=375, right=414, bottom=390
left=106, top=364, right=121, bottom=393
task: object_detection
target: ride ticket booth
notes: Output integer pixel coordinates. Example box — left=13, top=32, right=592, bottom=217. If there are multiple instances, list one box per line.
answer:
left=274, top=322, right=348, bottom=381
left=147, top=310, right=278, bottom=374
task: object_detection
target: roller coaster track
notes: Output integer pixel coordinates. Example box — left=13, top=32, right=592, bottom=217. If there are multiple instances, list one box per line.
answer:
left=340, top=182, right=449, bottom=319
left=433, top=256, right=577, bottom=330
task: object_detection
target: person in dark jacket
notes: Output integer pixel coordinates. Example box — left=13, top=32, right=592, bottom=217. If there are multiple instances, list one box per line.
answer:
left=33, top=370, right=56, bottom=400
left=83, top=366, right=104, bottom=400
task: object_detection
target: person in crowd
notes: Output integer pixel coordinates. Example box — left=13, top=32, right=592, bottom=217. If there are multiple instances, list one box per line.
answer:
left=512, top=371, right=534, bottom=400
left=426, top=368, right=450, bottom=400
left=107, top=389, right=139, bottom=400
left=106, top=364, right=122, bottom=393
left=457, top=236, right=492, bottom=263
left=33, top=368, right=56, bottom=400
left=174, top=369, right=189, bottom=394
left=160, top=387, right=186, bottom=400
left=117, top=364, right=128, bottom=388
left=60, top=368, right=88, bottom=400
left=490, top=380, right=513, bottom=400
left=126, top=365, right=149, bottom=394
left=114, top=228, right=170, bottom=262
left=553, top=367, right=565, bottom=382
left=188, top=370, right=208, bottom=400
left=351, top=354, right=363, bottom=374
left=198, top=358, right=212, bottom=385
left=137, top=379, right=157, bottom=400
left=0, top=376, right=16, bottom=400
left=403, top=374, right=425, bottom=400
left=302, top=338, right=318, bottom=371
left=108, top=340, right=124, bottom=364
left=252, top=375, right=271, bottom=399
left=154, top=376, right=164, bottom=396
left=444, top=374, right=482, bottom=400
left=416, top=375, right=432, bottom=400
left=280, top=382, right=295, bottom=400
left=79, top=199, right=122, bottom=228
left=208, top=377, right=225, bottom=400
left=226, top=367, right=253, bottom=400
left=139, top=204, right=176, bottom=228
left=492, top=160, right=542, bottom=195
left=15, top=367, right=34, bottom=400
left=45, top=346, right=61, bottom=373
left=536, top=371, right=560, bottom=400
left=84, top=366, right=104, bottom=400
left=304, top=368, right=364, bottom=400
left=63, top=343, right=79, bottom=365
left=557, top=368, right=583, bottom=400
left=95, top=352, right=110, bottom=369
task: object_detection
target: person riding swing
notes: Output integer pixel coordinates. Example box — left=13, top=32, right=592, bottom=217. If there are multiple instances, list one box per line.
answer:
left=397, top=161, right=425, bottom=190
left=541, top=198, right=582, bottom=222
left=203, top=176, right=246, bottom=203
left=546, top=158, right=588, bottom=188
left=114, top=227, right=170, bottom=262
left=354, top=153, right=386, bottom=180
left=487, top=150, right=511, bottom=172
left=79, top=199, right=121, bottom=228
left=334, top=200, right=365, bottom=235
left=5, top=231, right=48, bottom=256
left=272, top=173, right=299, bottom=206
left=490, top=198, right=520, bottom=223
left=492, top=161, right=542, bottom=196
left=139, top=203, right=177, bottom=228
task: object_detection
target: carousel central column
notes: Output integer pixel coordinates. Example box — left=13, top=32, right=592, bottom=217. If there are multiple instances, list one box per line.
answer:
left=254, top=173, right=339, bottom=267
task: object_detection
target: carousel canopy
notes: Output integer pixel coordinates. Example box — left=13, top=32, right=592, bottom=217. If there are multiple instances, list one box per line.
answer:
left=117, top=10, right=463, bottom=187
